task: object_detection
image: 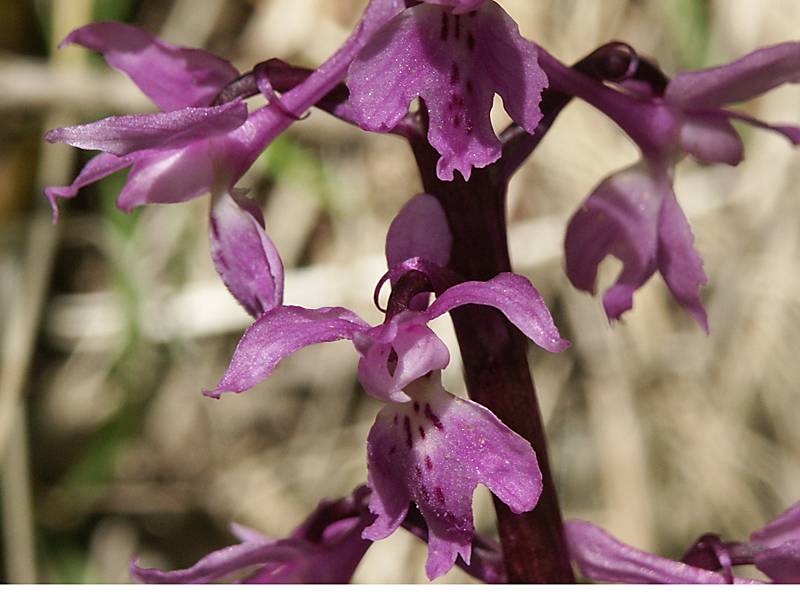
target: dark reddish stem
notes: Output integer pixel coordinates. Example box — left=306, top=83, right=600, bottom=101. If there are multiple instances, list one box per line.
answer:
left=410, top=140, right=574, bottom=583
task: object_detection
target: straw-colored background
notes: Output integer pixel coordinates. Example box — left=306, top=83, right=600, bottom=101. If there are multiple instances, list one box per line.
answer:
left=1, top=0, right=798, bottom=584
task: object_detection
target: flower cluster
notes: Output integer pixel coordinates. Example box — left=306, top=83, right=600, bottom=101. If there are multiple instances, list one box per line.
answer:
left=43, top=0, right=800, bottom=585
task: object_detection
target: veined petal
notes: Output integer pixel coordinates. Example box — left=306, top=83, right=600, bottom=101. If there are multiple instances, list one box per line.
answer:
left=357, top=317, right=450, bottom=403
left=564, top=164, right=663, bottom=322
left=206, top=306, right=369, bottom=398
left=657, top=190, right=709, bottom=332
left=678, top=114, right=744, bottom=166
left=565, top=520, right=748, bottom=584
left=365, top=373, right=541, bottom=580
left=62, top=22, right=239, bottom=111
left=751, top=502, right=800, bottom=548
left=45, top=101, right=247, bottom=156
left=348, top=1, right=546, bottom=180
left=425, top=273, right=569, bottom=352
left=665, top=42, right=800, bottom=109
left=44, top=152, right=132, bottom=222
left=386, top=194, right=452, bottom=269
left=209, top=190, right=284, bottom=318
left=754, top=541, right=800, bottom=584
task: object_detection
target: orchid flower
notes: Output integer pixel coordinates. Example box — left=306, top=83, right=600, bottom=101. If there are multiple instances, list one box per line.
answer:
left=549, top=43, right=800, bottom=330
left=44, top=0, right=405, bottom=220
left=132, top=486, right=374, bottom=584
left=566, top=500, right=800, bottom=584
left=347, top=0, right=547, bottom=181
left=204, top=193, right=569, bottom=579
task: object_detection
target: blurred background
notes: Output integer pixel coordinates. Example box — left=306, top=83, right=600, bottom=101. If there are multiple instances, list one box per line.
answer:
left=1, top=0, right=799, bottom=584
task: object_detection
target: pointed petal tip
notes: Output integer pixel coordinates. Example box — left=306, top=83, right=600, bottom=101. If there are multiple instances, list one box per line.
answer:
left=202, top=388, right=222, bottom=399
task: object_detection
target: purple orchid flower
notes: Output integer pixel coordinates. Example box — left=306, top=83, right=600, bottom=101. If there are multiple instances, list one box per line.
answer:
left=565, top=500, right=800, bottom=584
left=44, top=0, right=405, bottom=220
left=347, top=0, right=547, bottom=181
left=132, top=486, right=374, bottom=584
left=550, top=43, right=800, bottom=330
left=204, top=193, right=569, bottom=579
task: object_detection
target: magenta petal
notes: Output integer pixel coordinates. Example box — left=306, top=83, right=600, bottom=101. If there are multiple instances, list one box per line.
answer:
left=209, top=190, right=284, bottom=318
left=207, top=306, right=369, bottom=398
left=365, top=373, right=541, bottom=580
left=45, top=101, right=247, bottom=156
left=666, top=42, right=800, bottom=109
left=751, top=502, right=800, bottom=548
left=62, top=22, right=239, bottom=111
left=357, top=317, right=450, bottom=403
left=348, top=1, right=546, bottom=180
left=425, top=273, right=569, bottom=352
left=43, top=152, right=131, bottom=222
left=725, top=109, right=800, bottom=146
left=754, top=541, right=800, bottom=584
left=131, top=540, right=308, bottom=584
left=565, top=165, right=663, bottom=321
left=115, top=142, right=223, bottom=211
left=422, top=0, right=486, bottom=13
left=386, top=194, right=452, bottom=269
left=565, top=520, right=737, bottom=584
left=678, top=114, right=745, bottom=166
left=657, top=191, right=709, bottom=332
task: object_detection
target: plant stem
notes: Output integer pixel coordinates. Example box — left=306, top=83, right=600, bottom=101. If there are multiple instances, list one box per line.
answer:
left=410, top=140, right=574, bottom=583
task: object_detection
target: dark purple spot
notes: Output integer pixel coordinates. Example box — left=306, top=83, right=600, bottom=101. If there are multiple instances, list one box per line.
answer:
left=404, top=416, right=413, bottom=448
left=424, top=404, right=444, bottom=430
left=418, top=426, right=426, bottom=439
left=465, top=80, right=474, bottom=94
left=454, top=15, right=461, bottom=40
left=453, top=114, right=462, bottom=128
left=435, top=487, right=446, bottom=504
left=440, top=12, right=449, bottom=40
left=450, top=62, right=460, bottom=84
left=389, top=445, right=396, bottom=455
left=413, top=401, right=420, bottom=414
left=424, top=455, right=433, bottom=470
left=393, top=414, right=398, bottom=425
left=467, top=32, right=476, bottom=51
left=415, top=465, right=423, bottom=480
left=451, top=94, right=465, bottom=107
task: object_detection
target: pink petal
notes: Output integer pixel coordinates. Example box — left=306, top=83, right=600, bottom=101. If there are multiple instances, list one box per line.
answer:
left=356, top=316, right=451, bottom=403
left=45, top=101, right=247, bottom=156
left=565, top=520, right=743, bottom=584
left=657, top=190, right=709, bottom=332
left=725, top=109, right=800, bottom=146
left=386, top=194, right=452, bottom=269
left=61, top=22, right=239, bottom=111
left=422, top=0, right=486, bottom=14
left=666, top=42, right=800, bottom=109
left=43, top=152, right=132, bottom=222
left=365, top=373, right=541, bottom=580
left=209, top=190, right=284, bottom=318
left=754, top=540, right=800, bottom=584
left=678, top=114, right=744, bottom=165
left=751, top=502, right=800, bottom=548
left=206, top=306, right=369, bottom=398
left=131, top=540, right=307, bottom=584
left=348, top=1, right=546, bottom=180
left=564, top=164, right=663, bottom=321
left=425, top=272, right=569, bottom=352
